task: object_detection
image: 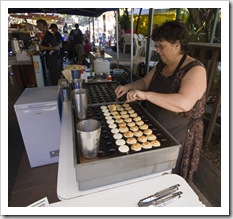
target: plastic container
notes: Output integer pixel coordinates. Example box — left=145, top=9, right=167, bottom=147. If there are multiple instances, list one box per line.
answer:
left=94, top=58, right=110, bottom=75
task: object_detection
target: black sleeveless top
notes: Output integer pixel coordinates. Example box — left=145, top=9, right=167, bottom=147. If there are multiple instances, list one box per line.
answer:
left=145, top=59, right=207, bottom=181
left=145, top=60, right=191, bottom=146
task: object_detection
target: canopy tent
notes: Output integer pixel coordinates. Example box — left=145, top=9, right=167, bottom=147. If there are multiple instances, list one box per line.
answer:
left=8, top=8, right=118, bottom=17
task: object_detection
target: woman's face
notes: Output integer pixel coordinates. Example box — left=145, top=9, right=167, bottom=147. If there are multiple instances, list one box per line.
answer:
left=155, top=40, right=179, bottom=63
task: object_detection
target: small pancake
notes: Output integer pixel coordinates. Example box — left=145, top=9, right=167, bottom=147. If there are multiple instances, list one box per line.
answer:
left=130, top=125, right=139, bottom=132
left=106, top=119, right=115, bottom=124
left=113, top=133, right=123, bottom=140
left=105, top=115, right=113, bottom=120
left=102, top=109, right=109, bottom=113
left=111, top=111, right=119, bottom=116
left=133, top=116, right=142, bottom=122
left=137, top=135, right=147, bottom=143
left=125, top=106, right=132, bottom=111
left=151, top=140, right=161, bottom=147
left=115, top=119, right=124, bottom=124
left=133, top=130, right=143, bottom=137
left=118, top=145, right=129, bottom=153
left=116, top=139, right=126, bottom=146
left=127, top=109, right=135, bottom=114
left=127, top=121, right=136, bottom=127
left=124, top=117, right=132, bottom=123
left=121, top=114, right=129, bottom=119
left=130, top=113, right=138, bottom=118
left=109, top=123, right=117, bottom=129
left=142, top=141, right=152, bottom=149
left=108, top=104, right=116, bottom=112
left=111, top=128, right=119, bottom=134
left=123, top=131, right=134, bottom=138
left=131, top=143, right=142, bottom=151
left=120, top=110, right=127, bottom=115
left=113, top=114, right=121, bottom=119
left=136, top=120, right=144, bottom=126
left=119, top=126, right=129, bottom=133
left=122, top=103, right=130, bottom=108
left=118, top=122, right=127, bottom=127
left=126, top=137, right=137, bottom=145
left=100, top=105, right=107, bottom=110
left=139, top=124, right=149, bottom=130
left=143, top=129, right=153, bottom=135
left=147, top=134, right=157, bottom=141
left=103, top=112, right=111, bottom=116
left=116, top=106, right=124, bottom=111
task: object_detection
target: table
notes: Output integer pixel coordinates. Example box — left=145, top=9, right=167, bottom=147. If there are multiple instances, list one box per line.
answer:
left=52, top=173, right=205, bottom=207
left=56, top=101, right=205, bottom=209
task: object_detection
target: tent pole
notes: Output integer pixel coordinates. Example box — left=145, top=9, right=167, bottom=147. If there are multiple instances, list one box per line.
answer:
left=116, top=10, right=119, bottom=68
left=145, top=8, right=154, bottom=74
left=92, top=17, right=95, bottom=50
left=130, top=8, right=134, bottom=83
left=176, top=8, right=181, bottom=20
left=210, top=8, right=220, bottom=43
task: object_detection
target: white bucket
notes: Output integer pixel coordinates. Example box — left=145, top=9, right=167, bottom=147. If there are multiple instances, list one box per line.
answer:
left=94, top=58, right=110, bottom=75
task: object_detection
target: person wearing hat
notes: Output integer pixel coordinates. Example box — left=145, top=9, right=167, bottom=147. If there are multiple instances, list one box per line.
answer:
left=49, top=23, right=64, bottom=76
left=68, top=23, right=84, bottom=64
left=36, top=19, right=60, bottom=85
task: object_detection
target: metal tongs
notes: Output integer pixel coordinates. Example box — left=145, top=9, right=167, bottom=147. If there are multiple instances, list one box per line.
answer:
left=138, top=184, right=182, bottom=207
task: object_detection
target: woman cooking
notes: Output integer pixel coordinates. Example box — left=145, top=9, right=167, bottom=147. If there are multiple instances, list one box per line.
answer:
left=115, top=20, right=207, bottom=182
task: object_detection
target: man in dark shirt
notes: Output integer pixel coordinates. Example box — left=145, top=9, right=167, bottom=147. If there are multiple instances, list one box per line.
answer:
left=37, top=19, right=60, bottom=85
left=49, top=23, right=64, bottom=77
left=68, top=23, right=84, bottom=64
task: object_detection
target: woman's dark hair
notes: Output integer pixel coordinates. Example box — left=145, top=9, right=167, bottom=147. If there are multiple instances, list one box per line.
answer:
left=151, top=20, right=189, bottom=54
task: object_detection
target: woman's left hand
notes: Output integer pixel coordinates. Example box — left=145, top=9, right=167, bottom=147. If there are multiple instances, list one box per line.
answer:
left=126, top=90, right=147, bottom=102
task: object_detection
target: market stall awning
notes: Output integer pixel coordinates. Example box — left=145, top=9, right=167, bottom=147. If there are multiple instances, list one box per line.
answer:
left=8, top=8, right=118, bottom=17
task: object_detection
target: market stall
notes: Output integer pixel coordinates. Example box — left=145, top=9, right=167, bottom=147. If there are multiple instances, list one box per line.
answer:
left=53, top=80, right=205, bottom=207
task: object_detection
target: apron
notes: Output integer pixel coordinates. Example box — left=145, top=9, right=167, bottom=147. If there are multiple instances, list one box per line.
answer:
left=145, top=55, right=206, bottom=181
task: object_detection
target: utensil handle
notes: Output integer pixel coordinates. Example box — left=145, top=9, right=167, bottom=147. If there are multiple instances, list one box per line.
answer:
left=151, top=191, right=183, bottom=207
left=137, top=184, right=180, bottom=207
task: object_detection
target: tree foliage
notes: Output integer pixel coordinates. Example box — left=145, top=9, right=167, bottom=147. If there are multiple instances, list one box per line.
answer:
left=78, top=16, right=91, bottom=27
left=186, top=8, right=220, bottom=43
left=119, top=8, right=131, bottom=31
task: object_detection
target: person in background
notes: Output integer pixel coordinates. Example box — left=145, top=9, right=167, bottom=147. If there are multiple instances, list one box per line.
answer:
left=36, top=19, right=60, bottom=85
left=82, top=38, right=92, bottom=65
left=49, top=23, right=64, bottom=77
left=115, top=20, right=207, bottom=182
left=85, top=28, right=90, bottom=42
left=68, top=23, right=84, bottom=64
left=83, top=38, right=92, bottom=57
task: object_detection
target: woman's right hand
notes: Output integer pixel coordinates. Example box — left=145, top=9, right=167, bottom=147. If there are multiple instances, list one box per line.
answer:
left=115, top=85, right=129, bottom=98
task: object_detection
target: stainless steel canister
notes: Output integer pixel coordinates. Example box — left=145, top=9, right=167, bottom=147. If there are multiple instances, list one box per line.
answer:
left=73, top=88, right=88, bottom=120
left=71, top=69, right=81, bottom=80
left=76, top=119, right=101, bottom=159
left=72, top=78, right=83, bottom=90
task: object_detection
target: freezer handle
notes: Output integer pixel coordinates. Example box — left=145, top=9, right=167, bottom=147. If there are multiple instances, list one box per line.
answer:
left=42, top=106, right=57, bottom=111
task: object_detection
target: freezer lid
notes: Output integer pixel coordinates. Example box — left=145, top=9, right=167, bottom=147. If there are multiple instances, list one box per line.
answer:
left=14, top=86, right=59, bottom=110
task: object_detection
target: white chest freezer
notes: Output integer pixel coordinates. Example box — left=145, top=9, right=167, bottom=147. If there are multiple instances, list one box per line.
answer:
left=14, top=86, right=61, bottom=168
